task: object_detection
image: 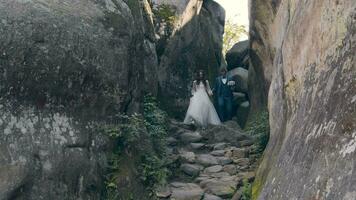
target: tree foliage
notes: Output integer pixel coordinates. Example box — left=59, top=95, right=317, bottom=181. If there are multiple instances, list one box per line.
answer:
left=223, top=19, right=248, bottom=55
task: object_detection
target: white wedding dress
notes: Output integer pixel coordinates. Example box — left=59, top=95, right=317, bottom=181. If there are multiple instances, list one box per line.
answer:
left=184, top=80, right=221, bottom=127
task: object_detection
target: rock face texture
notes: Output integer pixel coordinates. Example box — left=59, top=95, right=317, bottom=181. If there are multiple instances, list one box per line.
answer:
left=0, top=0, right=158, bottom=199
left=250, top=0, right=356, bottom=199
left=157, top=0, right=225, bottom=116
left=248, top=0, right=277, bottom=112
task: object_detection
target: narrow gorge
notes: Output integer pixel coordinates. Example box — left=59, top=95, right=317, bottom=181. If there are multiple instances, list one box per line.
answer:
left=0, top=0, right=355, bottom=200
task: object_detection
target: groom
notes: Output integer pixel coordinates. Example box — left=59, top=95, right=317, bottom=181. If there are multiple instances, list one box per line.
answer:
left=213, top=67, right=235, bottom=122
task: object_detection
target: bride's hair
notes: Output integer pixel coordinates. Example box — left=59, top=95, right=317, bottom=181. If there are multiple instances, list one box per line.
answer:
left=195, top=69, right=207, bottom=87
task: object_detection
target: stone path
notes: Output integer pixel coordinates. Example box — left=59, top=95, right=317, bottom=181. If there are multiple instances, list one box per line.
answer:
left=156, top=120, right=260, bottom=200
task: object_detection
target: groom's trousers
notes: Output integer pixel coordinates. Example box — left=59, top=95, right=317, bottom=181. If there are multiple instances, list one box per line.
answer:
left=217, top=96, right=233, bottom=122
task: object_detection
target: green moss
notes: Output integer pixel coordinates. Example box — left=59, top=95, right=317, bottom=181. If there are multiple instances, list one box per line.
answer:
left=251, top=176, right=263, bottom=200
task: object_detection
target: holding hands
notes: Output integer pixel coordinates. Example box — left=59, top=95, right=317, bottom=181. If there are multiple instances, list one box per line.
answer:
left=227, top=80, right=236, bottom=86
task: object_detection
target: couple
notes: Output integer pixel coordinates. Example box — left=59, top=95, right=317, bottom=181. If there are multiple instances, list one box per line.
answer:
left=183, top=67, right=235, bottom=127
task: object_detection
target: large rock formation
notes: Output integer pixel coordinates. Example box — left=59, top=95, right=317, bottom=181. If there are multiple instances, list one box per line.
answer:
left=226, top=40, right=249, bottom=70
left=157, top=0, right=225, bottom=116
left=0, top=0, right=158, bottom=199
left=248, top=0, right=277, bottom=112
left=250, top=0, right=356, bottom=199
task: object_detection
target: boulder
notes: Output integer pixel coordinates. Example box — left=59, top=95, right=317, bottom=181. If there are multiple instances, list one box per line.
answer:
left=226, top=40, right=249, bottom=70
left=233, top=92, right=248, bottom=106
left=236, top=101, right=250, bottom=128
left=0, top=0, right=159, bottom=199
left=228, top=67, right=249, bottom=93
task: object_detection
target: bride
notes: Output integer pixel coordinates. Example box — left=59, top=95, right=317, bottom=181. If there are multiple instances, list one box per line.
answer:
left=184, top=70, right=221, bottom=127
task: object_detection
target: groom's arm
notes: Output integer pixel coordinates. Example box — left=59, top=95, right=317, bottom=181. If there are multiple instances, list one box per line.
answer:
left=212, top=77, right=218, bottom=94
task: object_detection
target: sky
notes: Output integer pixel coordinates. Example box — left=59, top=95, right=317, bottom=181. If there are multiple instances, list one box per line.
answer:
left=215, top=0, right=249, bottom=40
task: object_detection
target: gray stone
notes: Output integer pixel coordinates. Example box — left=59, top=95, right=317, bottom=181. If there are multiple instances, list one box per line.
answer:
left=210, top=150, right=225, bottom=156
left=180, top=132, right=203, bottom=143
left=195, top=176, right=211, bottom=183
left=200, top=177, right=237, bottom=198
left=179, top=151, right=196, bottom=163
left=203, top=193, right=223, bottom=200
left=225, top=147, right=247, bottom=159
left=213, top=143, right=229, bottom=150
left=233, top=158, right=250, bottom=167
left=196, top=154, right=219, bottom=167
left=208, top=172, right=231, bottom=178
left=216, top=157, right=233, bottom=165
left=170, top=182, right=204, bottom=200
left=181, top=164, right=204, bottom=176
left=223, top=165, right=238, bottom=175
left=202, top=123, right=252, bottom=147
left=167, top=137, right=178, bottom=146
left=204, top=165, right=223, bottom=174
left=156, top=186, right=171, bottom=198
left=190, top=143, right=206, bottom=150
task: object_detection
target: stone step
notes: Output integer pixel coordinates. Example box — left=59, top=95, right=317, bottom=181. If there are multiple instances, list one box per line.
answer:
left=169, top=182, right=204, bottom=200
left=180, top=131, right=203, bottom=143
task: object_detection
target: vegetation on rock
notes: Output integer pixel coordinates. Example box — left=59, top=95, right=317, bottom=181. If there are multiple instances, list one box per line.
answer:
left=223, top=19, right=247, bottom=55
left=244, top=110, right=269, bottom=153
left=102, top=95, right=170, bottom=200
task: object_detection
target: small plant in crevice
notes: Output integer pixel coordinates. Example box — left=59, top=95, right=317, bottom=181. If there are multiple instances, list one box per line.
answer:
left=99, top=113, right=147, bottom=200
left=101, top=95, right=170, bottom=199
left=244, top=110, right=270, bottom=153
left=143, top=95, right=169, bottom=156
left=140, top=95, right=171, bottom=196
left=241, top=178, right=252, bottom=200
left=139, top=153, right=170, bottom=197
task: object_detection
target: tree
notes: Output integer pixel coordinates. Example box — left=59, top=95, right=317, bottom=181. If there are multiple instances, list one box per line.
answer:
left=222, top=19, right=248, bottom=55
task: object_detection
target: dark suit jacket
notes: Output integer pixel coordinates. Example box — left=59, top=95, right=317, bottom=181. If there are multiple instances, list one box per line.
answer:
left=214, top=76, right=233, bottom=98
